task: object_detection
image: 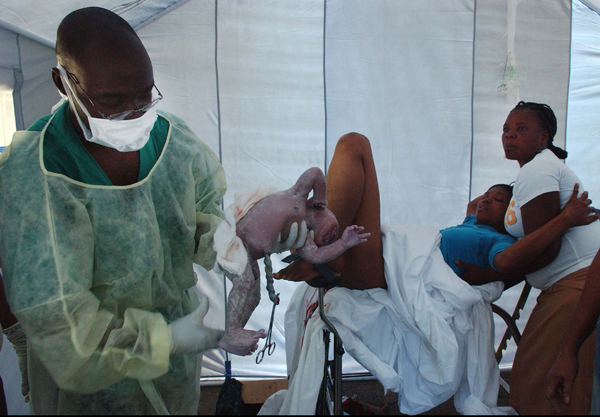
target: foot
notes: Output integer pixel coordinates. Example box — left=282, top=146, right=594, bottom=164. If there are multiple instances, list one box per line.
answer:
left=218, top=328, right=266, bottom=356
left=273, top=258, right=320, bottom=282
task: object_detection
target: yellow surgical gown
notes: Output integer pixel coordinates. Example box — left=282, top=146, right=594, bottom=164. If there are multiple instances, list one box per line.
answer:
left=0, top=111, right=226, bottom=414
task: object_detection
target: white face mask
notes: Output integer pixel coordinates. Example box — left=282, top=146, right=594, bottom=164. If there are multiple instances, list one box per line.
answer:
left=57, top=64, right=158, bottom=152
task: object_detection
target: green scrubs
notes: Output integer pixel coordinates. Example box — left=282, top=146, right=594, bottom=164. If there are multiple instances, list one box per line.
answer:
left=28, top=101, right=168, bottom=184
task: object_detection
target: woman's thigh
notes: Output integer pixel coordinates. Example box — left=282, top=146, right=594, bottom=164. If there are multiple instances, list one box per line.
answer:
left=326, top=133, right=386, bottom=290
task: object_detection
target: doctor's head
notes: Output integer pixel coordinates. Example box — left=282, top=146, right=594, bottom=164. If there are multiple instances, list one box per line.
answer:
left=51, top=7, right=158, bottom=139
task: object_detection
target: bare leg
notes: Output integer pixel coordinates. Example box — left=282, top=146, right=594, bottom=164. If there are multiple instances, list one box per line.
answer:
left=275, top=133, right=385, bottom=289
left=218, top=259, right=267, bottom=356
left=326, top=133, right=385, bottom=290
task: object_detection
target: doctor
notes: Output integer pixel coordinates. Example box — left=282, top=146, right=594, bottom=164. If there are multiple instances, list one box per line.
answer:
left=0, top=6, right=228, bottom=414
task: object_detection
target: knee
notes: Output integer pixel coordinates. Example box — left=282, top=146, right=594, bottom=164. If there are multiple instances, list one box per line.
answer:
left=335, top=132, right=372, bottom=157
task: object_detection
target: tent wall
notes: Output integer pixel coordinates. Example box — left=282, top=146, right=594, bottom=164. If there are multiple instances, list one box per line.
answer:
left=325, top=0, right=475, bottom=229
left=0, top=28, right=19, bottom=90
left=0, top=26, right=59, bottom=130
left=567, top=0, right=600, bottom=201
left=0, top=0, right=598, bottom=401
left=13, top=37, right=60, bottom=130
left=472, top=0, right=571, bottom=197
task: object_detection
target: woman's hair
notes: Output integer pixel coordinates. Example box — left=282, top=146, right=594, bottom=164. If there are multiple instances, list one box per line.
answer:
left=488, top=183, right=514, bottom=198
left=510, top=101, right=568, bottom=159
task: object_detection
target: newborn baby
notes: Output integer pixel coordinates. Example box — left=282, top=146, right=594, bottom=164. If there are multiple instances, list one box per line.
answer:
left=213, top=167, right=370, bottom=356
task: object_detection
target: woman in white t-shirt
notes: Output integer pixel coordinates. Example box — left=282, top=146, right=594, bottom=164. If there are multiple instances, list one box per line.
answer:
left=502, top=101, right=600, bottom=415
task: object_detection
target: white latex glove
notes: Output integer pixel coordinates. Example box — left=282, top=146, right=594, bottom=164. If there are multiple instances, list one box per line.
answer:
left=271, top=220, right=308, bottom=253
left=3, top=322, right=29, bottom=402
left=168, top=296, right=224, bottom=355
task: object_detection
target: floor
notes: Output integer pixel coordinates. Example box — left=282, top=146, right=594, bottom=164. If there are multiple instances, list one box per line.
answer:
left=197, top=370, right=511, bottom=415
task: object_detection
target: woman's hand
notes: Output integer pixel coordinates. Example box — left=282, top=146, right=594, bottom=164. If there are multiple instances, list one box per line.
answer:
left=561, top=183, right=599, bottom=227
left=546, top=350, right=579, bottom=413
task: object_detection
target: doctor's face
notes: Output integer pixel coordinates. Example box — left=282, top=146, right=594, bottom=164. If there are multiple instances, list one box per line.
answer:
left=57, top=40, right=155, bottom=129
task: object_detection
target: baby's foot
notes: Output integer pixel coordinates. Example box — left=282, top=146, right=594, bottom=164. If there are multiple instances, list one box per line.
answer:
left=219, top=328, right=266, bottom=356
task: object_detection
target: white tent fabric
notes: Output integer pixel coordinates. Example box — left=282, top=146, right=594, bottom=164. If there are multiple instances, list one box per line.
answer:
left=0, top=0, right=599, bottom=414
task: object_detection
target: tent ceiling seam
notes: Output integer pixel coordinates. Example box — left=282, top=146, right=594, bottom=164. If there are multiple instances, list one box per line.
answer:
left=13, top=34, right=25, bottom=131
left=579, top=0, right=600, bottom=17
left=565, top=0, right=574, bottom=155
left=130, top=0, right=192, bottom=31
left=322, top=0, right=328, bottom=175
left=0, top=17, right=55, bottom=49
left=214, top=0, right=222, bottom=168
left=469, top=0, right=477, bottom=202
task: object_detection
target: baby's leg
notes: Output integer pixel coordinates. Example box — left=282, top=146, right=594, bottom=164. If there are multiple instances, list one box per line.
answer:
left=326, top=133, right=385, bottom=289
left=218, top=259, right=266, bottom=356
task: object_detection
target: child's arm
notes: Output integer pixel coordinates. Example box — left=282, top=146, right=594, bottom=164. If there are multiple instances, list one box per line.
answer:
left=298, top=225, right=370, bottom=264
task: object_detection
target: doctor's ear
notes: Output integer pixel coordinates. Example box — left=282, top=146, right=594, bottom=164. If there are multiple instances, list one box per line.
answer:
left=51, top=68, right=67, bottom=96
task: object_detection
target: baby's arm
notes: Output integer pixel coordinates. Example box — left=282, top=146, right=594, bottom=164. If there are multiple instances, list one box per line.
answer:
left=290, top=167, right=327, bottom=207
left=218, top=259, right=266, bottom=356
left=298, top=225, right=370, bottom=264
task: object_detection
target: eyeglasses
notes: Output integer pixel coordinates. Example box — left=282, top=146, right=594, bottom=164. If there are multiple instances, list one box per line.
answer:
left=65, top=70, right=163, bottom=121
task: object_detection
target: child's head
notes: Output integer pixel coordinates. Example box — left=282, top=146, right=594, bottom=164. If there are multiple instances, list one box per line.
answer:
left=475, top=184, right=513, bottom=233
left=305, top=205, right=340, bottom=247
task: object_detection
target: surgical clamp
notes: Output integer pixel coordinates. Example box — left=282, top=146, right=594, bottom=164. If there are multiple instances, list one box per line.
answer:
left=256, top=294, right=279, bottom=364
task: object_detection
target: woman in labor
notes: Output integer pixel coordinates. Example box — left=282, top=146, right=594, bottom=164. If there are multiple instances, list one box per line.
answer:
left=274, top=133, right=597, bottom=291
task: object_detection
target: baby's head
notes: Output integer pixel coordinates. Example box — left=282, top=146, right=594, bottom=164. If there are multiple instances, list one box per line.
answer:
left=305, top=205, right=339, bottom=247
left=474, top=184, right=513, bottom=233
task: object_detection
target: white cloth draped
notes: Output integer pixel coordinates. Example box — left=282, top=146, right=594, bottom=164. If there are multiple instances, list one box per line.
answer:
left=261, top=223, right=516, bottom=415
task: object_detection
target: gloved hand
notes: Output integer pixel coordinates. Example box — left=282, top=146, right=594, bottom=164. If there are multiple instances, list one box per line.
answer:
left=168, top=296, right=224, bottom=355
left=3, top=322, right=29, bottom=402
left=271, top=220, right=308, bottom=253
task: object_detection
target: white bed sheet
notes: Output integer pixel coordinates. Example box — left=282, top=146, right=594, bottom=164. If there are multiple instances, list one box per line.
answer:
left=261, top=223, right=517, bottom=415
